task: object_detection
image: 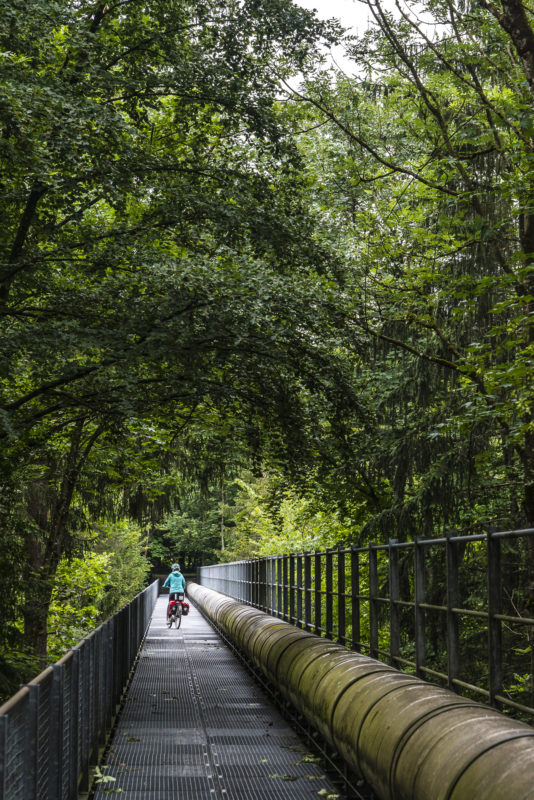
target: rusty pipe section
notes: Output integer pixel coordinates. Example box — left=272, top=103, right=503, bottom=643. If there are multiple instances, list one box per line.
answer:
left=188, top=582, right=534, bottom=800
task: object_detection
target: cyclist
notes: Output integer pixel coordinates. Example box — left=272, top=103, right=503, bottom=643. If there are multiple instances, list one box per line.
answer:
left=163, top=563, right=186, bottom=619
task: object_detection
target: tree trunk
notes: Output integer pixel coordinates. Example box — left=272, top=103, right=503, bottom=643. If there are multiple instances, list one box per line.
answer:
left=22, top=420, right=87, bottom=663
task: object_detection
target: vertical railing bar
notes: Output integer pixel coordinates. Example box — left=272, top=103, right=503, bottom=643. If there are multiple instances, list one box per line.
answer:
left=79, top=642, right=90, bottom=794
left=304, top=552, right=312, bottom=632
left=254, top=559, right=257, bottom=608
left=272, top=556, right=277, bottom=615
left=70, top=648, right=79, bottom=800
left=282, top=555, right=289, bottom=622
left=261, top=558, right=267, bottom=611
left=289, top=553, right=295, bottom=624
left=351, top=546, right=360, bottom=651
left=296, top=554, right=303, bottom=628
left=91, top=634, right=99, bottom=762
left=277, top=556, right=283, bottom=619
left=325, top=549, right=333, bottom=640
left=446, top=532, right=460, bottom=691
left=314, top=551, right=322, bottom=636
left=266, top=558, right=271, bottom=614
left=338, top=547, right=346, bottom=645
left=415, top=537, right=427, bottom=678
left=488, top=530, right=503, bottom=706
left=369, top=542, right=379, bottom=659
left=389, top=539, right=400, bottom=666
left=25, top=683, right=39, bottom=800
left=49, top=664, right=64, bottom=799
left=106, top=620, right=114, bottom=730
left=268, top=560, right=272, bottom=614
left=269, top=557, right=274, bottom=615
left=98, top=626, right=105, bottom=743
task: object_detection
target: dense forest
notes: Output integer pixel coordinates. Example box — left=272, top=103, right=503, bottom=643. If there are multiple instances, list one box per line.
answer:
left=2, top=0, right=534, bottom=699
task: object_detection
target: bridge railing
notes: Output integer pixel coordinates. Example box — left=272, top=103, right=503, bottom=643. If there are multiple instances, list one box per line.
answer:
left=0, top=579, right=158, bottom=800
left=199, top=528, right=534, bottom=721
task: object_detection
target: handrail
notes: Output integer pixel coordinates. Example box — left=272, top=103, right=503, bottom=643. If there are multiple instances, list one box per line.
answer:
left=199, top=526, right=534, bottom=720
left=0, top=579, right=159, bottom=799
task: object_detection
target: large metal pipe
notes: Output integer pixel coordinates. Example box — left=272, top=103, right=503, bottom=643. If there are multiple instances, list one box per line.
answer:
left=188, top=582, right=534, bottom=800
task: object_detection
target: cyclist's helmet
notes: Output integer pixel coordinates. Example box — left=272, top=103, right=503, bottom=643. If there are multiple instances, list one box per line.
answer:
left=172, top=563, right=180, bottom=571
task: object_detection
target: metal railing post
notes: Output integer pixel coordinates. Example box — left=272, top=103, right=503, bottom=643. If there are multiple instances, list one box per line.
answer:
left=415, top=537, right=427, bottom=678
left=389, top=539, right=400, bottom=665
left=105, top=620, right=114, bottom=731
left=49, top=664, right=64, bottom=799
left=70, top=648, right=80, bottom=800
left=314, top=551, right=322, bottom=636
left=488, top=530, right=503, bottom=705
left=267, top=558, right=274, bottom=614
left=252, top=560, right=257, bottom=607
left=24, top=683, right=39, bottom=800
left=338, top=547, right=346, bottom=645
left=369, top=543, right=379, bottom=659
left=289, top=553, right=296, bottom=624
left=90, top=635, right=99, bottom=761
left=446, top=532, right=460, bottom=691
left=351, top=546, right=360, bottom=651
left=79, top=643, right=90, bottom=793
left=277, top=556, right=283, bottom=618
left=259, top=558, right=266, bottom=611
left=282, top=555, right=289, bottom=621
left=304, top=552, right=312, bottom=632
left=296, top=554, right=303, bottom=628
left=325, top=549, right=333, bottom=640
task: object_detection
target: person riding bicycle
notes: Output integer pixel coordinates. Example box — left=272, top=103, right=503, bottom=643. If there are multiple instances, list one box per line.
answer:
left=163, top=563, right=186, bottom=619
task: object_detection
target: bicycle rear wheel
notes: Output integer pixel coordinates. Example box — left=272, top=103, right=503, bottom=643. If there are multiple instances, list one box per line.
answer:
left=175, top=605, right=182, bottom=629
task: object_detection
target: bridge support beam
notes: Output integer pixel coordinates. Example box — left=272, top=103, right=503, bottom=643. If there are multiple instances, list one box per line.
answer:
left=188, top=581, right=534, bottom=800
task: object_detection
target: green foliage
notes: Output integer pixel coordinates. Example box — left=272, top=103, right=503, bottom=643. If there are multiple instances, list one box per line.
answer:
left=0, top=648, right=40, bottom=703
left=91, top=520, right=151, bottom=617
left=47, top=553, right=111, bottom=662
left=150, top=497, right=223, bottom=571
left=47, top=520, right=149, bottom=661
left=274, top=0, right=534, bottom=540
left=0, top=0, right=351, bottom=669
left=221, top=475, right=353, bottom=560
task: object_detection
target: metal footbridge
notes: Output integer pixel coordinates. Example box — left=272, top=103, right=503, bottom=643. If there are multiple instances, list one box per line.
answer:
left=93, top=596, right=338, bottom=799
left=2, top=565, right=534, bottom=800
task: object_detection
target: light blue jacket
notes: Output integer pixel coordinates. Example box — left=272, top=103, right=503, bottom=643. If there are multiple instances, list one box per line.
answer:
left=163, top=570, right=186, bottom=593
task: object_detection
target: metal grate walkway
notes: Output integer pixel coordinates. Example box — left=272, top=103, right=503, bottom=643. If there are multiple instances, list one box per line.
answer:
left=94, top=596, right=340, bottom=799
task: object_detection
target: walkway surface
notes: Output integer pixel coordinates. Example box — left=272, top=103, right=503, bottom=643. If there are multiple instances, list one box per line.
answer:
left=94, top=596, right=340, bottom=799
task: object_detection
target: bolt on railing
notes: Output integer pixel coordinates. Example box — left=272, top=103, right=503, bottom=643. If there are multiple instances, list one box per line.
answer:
left=199, top=528, right=534, bottom=722
left=0, top=579, right=158, bottom=799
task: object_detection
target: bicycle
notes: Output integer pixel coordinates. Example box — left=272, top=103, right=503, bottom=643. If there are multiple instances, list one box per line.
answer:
left=167, top=600, right=182, bottom=629
left=166, top=592, right=186, bottom=629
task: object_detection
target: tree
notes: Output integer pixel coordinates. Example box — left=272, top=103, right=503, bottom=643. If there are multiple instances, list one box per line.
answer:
left=278, top=0, right=534, bottom=538
left=1, top=0, right=354, bottom=664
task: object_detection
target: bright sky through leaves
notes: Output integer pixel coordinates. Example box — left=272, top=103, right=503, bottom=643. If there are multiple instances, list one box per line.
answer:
left=295, top=0, right=371, bottom=33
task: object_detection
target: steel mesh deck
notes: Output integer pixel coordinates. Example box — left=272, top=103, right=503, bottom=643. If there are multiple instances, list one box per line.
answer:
left=94, top=596, right=339, bottom=799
